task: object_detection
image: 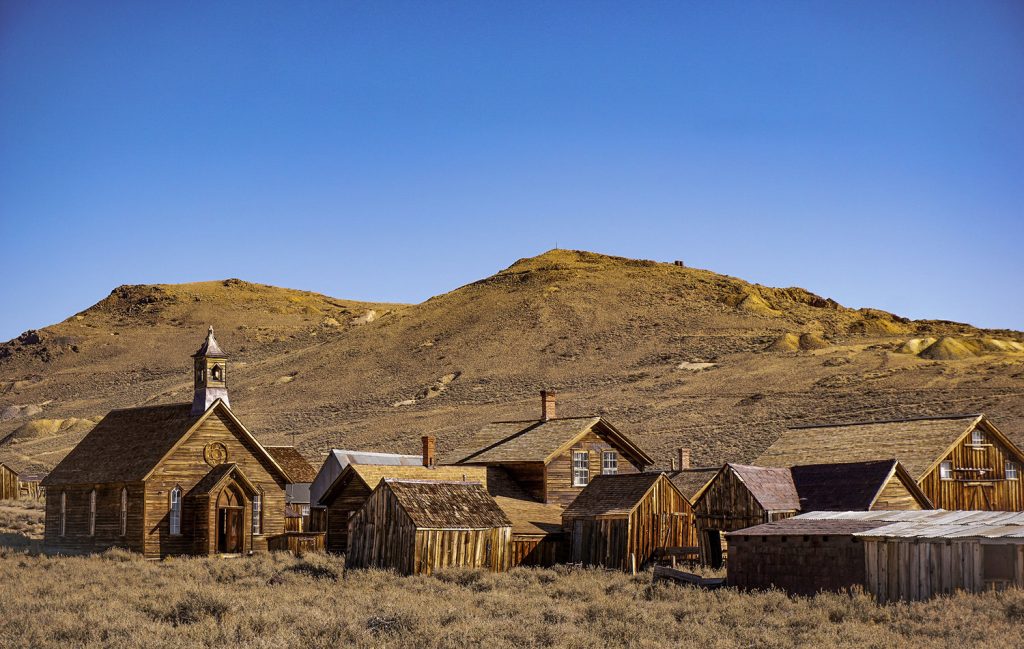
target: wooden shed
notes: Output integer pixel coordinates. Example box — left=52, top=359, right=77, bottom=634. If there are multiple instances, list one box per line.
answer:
left=562, top=472, right=695, bottom=571
left=264, top=446, right=317, bottom=531
left=0, top=463, right=19, bottom=500
left=346, top=479, right=513, bottom=575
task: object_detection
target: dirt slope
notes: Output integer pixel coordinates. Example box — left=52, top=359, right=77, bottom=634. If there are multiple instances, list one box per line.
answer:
left=2, top=250, right=1022, bottom=473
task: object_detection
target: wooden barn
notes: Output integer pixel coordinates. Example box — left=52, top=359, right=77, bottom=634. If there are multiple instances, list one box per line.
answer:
left=756, top=415, right=1024, bottom=511
left=447, top=391, right=655, bottom=506
left=40, top=327, right=296, bottom=557
left=693, top=460, right=930, bottom=566
left=265, top=446, right=317, bottom=532
left=0, top=463, right=19, bottom=500
left=561, top=472, right=695, bottom=571
left=729, top=510, right=1024, bottom=600
left=346, top=479, right=513, bottom=575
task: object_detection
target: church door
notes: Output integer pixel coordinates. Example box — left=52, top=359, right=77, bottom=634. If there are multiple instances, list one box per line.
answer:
left=216, top=484, right=245, bottom=554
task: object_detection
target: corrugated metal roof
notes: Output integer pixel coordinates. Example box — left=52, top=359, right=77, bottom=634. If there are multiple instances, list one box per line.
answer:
left=310, top=449, right=421, bottom=506
left=790, top=510, right=1024, bottom=540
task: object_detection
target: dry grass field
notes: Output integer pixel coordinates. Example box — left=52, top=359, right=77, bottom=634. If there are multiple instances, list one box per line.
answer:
left=0, top=501, right=1022, bottom=649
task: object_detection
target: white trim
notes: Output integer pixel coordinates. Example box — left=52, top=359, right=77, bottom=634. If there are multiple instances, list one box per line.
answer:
left=572, top=450, right=590, bottom=487
left=169, top=486, right=182, bottom=536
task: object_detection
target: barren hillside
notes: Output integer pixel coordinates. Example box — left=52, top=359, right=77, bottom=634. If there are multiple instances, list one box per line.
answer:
left=2, top=250, right=1022, bottom=473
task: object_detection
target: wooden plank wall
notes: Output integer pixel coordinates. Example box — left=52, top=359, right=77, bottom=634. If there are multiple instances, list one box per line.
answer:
left=18, top=480, right=43, bottom=502
left=863, top=539, right=1024, bottom=602
left=918, top=424, right=1024, bottom=511
left=694, top=467, right=792, bottom=564
left=0, top=465, right=18, bottom=500
left=42, top=483, right=145, bottom=554
left=511, top=533, right=566, bottom=567
left=544, top=430, right=641, bottom=506
left=728, top=534, right=867, bottom=595
left=414, top=528, right=512, bottom=575
left=872, top=475, right=926, bottom=510
left=267, top=532, right=325, bottom=555
left=324, top=478, right=372, bottom=553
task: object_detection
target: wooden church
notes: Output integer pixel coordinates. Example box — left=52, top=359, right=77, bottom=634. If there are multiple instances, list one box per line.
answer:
left=42, top=328, right=300, bottom=557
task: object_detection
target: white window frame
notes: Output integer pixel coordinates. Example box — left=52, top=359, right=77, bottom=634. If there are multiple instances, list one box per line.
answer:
left=971, top=429, right=985, bottom=445
left=88, top=489, right=97, bottom=536
left=252, top=492, right=263, bottom=536
left=169, top=487, right=182, bottom=536
left=939, top=461, right=953, bottom=480
left=572, top=450, right=590, bottom=487
left=1007, top=461, right=1020, bottom=481
left=602, top=450, right=618, bottom=475
left=59, top=491, right=66, bottom=537
left=120, top=487, right=128, bottom=536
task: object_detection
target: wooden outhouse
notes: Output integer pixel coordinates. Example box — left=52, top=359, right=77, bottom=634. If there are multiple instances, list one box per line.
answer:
left=40, top=327, right=296, bottom=557
left=0, top=463, right=19, bottom=500
left=561, top=472, right=695, bottom=571
left=346, top=479, right=513, bottom=575
left=447, top=391, right=654, bottom=506
left=756, top=415, right=1024, bottom=511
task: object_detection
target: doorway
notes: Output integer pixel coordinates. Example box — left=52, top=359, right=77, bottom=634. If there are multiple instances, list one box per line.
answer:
left=216, top=484, right=245, bottom=554
left=704, top=529, right=723, bottom=568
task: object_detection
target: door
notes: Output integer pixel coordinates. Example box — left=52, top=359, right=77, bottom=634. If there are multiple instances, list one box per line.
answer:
left=705, top=529, right=723, bottom=568
left=218, top=507, right=244, bottom=553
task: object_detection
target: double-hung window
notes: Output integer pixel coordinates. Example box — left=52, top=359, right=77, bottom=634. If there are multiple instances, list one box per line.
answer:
left=59, top=491, right=66, bottom=537
left=88, top=489, right=97, bottom=536
left=120, top=488, right=128, bottom=536
left=572, top=451, right=590, bottom=487
left=939, top=461, right=954, bottom=480
left=252, top=492, right=262, bottom=536
left=1007, top=461, right=1020, bottom=481
left=602, top=451, right=618, bottom=475
left=971, top=429, right=985, bottom=445
left=169, top=487, right=182, bottom=536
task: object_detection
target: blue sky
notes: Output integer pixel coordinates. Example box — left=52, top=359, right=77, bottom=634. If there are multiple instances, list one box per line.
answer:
left=1, top=1, right=1022, bottom=341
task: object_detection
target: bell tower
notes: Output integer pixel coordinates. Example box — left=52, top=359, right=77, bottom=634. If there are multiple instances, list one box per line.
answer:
left=191, top=326, right=230, bottom=415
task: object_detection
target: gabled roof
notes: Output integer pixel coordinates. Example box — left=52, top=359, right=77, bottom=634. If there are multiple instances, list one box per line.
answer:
left=562, top=472, right=673, bottom=519
left=667, top=467, right=719, bottom=502
left=729, top=464, right=801, bottom=512
left=790, top=459, right=931, bottom=511
left=310, top=449, right=422, bottom=506
left=42, top=400, right=290, bottom=486
left=754, top=414, right=999, bottom=479
left=189, top=463, right=259, bottom=497
left=448, top=416, right=654, bottom=467
left=265, top=446, right=317, bottom=483
left=382, top=479, right=512, bottom=529
left=319, top=463, right=487, bottom=506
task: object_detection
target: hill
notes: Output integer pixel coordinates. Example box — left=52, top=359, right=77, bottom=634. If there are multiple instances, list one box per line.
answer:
left=1, top=250, right=1022, bottom=473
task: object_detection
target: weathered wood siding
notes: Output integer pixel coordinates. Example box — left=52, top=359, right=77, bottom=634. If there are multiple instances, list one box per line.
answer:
left=267, top=532, right=325, bottom=555
left=0, top=465, right=18, bottom=500
left=728, top=534, right=867, bottom=595
left=347, top=485, right=512, bottom=575
left=43, top=483, right=145, bottom=554
left=495, top=463, right=546, bottom=502
left=918, top=423, right=1024, bottom=511
left=142, top=410, right=287, bottom=558
left=545, top=430, right=641, bottom=506
left=323, top=477, right=371, bottom=553
left=511, top=533, right=566, bottom=567
left=872, top=474, right=926, bottom=511
left=863, top=539, right=1024, bottom=602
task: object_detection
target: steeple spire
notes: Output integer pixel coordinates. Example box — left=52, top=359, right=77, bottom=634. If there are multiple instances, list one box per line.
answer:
left=191, top=326, right=230, bottom=415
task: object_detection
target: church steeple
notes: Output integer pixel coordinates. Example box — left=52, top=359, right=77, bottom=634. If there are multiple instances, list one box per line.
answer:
left=191, top=326, right=230, bottom=415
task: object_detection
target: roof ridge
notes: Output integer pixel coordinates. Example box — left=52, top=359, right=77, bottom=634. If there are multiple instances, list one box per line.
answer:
left=788, top=414, right=981, bottom=430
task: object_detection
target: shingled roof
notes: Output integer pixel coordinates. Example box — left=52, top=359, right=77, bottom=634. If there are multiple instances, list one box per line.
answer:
left=447, top=417, right=653, bottom=466
left=384, top=480, right=512, bottom=529
left=754, top=415, right=991, bottom=478
left=790, top=459, right=926, bottom=511
left=561, top=472, right=670, bottom=518
left=319, top=463, right=487, bottom=505
left=729, top=464, right=801, bottom=512
left=265, top=447, right=317, bottom=483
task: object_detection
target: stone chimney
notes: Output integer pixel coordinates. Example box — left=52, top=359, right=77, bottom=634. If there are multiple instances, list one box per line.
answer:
left=421, top=435, right=436, bottom=468
left=541, top=390, right=556, bottom=421
left=677, top=447, right=691, bottom=470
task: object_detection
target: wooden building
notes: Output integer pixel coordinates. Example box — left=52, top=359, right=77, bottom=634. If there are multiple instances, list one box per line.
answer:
left=40, top=327, right=295, bottom=557
left=448, top=391, right=654, bottom=506
left=265, top=446, right=317, bottom=531
left=346, top=479, right=513, bottom=575
left=0, top=463, right=19, bottom=500
left=693, top=460, right=930, bottom=566
left=561, top=472, right=695, bottom=571
left=756, top=415, right=1024, bottom=511
left=729, top=510, right=1024, bottom=600
left=487, top=466, right=567, bottom=567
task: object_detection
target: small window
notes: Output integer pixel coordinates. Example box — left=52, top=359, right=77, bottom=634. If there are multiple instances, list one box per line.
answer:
left=88, top=489, right=97, bottom=536
left=1007, top=461, right=1020, bottom=481
left=59, top=491, right=66, bottom=537
left=940, top=461, right=953, bottom=480
left=120, top=487, right=128, bottom=536
left=602, top=450, right=618, bottom=475
left=169, top=487, right=182, bottom=536
left=572, top=450, right=590, bottom=487
left=252, top=492, right=262, bottom=536
left=971, top=429, right=985, bottom=445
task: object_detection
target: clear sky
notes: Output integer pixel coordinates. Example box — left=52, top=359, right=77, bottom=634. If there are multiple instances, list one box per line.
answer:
left=1, top=1, right=1022, bottom=341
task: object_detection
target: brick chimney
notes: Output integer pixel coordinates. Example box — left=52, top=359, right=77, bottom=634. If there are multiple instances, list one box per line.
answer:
left=421, top=435, right=435, bottom=468
left=541, top=390, right=556, bottom=421
left=677, top=447, right=691, bottom=470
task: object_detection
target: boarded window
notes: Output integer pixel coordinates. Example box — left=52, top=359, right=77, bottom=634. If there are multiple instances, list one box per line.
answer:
left=602, top=451, right=617, bottom=475
left=120, top=487, right=128, bottom=536
left=252, top=492, right=262, bottom=536
left=983, top=545, right=1014, bottom=582
left=1007, top=461, right=1020, bottom=481
left=59, top=491, right=66, bottom=537
left=573, top=451, right=590, bottom=486
left=89, top=489, right=96, bottom=536
left=939, top=461, right=953, bottom=480
left=169, top=487, right=182, bottom=536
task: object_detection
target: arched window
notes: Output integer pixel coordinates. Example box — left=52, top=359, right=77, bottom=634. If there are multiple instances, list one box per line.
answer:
left=120, top=487, right=128, bottom=536
left=89, top=489, right=97, bottom=536
left=251, top=491, right=262, bottom=536
left=169, top=487, right=182, bottom=536
left=59, top=491, right=66, bottom=537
